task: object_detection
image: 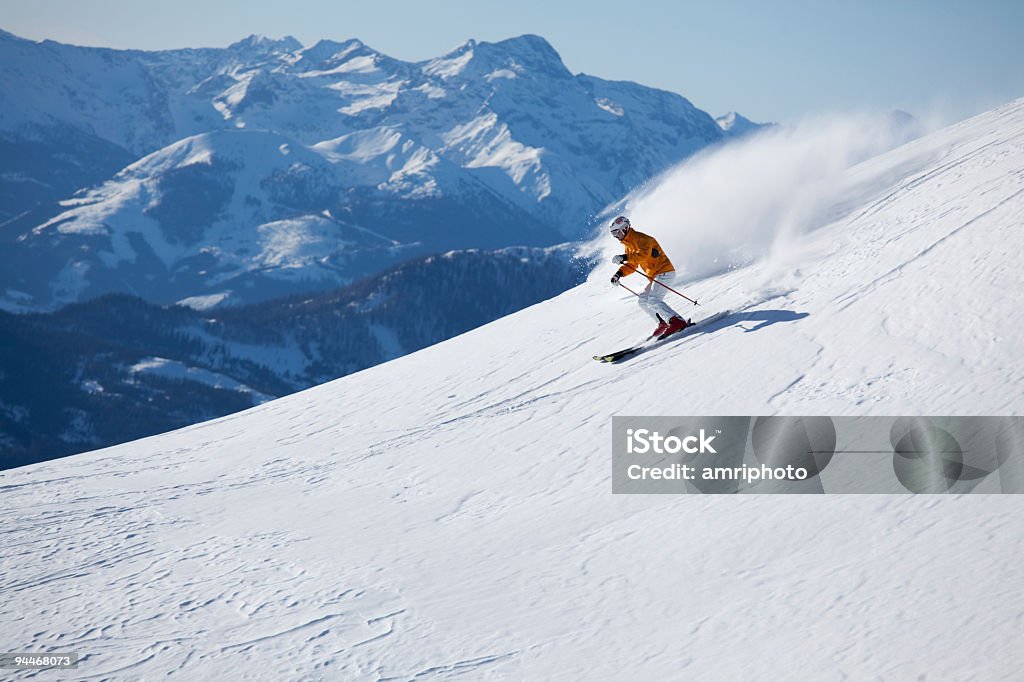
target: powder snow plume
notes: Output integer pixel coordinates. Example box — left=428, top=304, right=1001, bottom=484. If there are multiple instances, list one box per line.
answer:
left=587, top=112, right=927, bottom=289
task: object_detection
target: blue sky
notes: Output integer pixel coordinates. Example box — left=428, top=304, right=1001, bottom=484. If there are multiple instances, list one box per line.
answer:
left=2, top=0, right=1022, bottom=123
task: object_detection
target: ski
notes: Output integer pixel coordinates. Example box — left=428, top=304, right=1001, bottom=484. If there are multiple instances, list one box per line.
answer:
left=591, top=332, right=679, bottom=363
left=592, top=310, right=731, bottom=363
left=593, top=344, right=649, bottom=363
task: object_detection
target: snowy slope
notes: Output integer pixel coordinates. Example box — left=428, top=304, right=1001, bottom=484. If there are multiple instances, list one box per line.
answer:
left=2, top=100, right=1024, bottom=679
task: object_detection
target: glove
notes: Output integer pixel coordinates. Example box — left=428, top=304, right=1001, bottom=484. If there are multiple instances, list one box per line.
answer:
left=612, top=254, right=627, bottom=265
left=610, top=273, right=621, bottom=285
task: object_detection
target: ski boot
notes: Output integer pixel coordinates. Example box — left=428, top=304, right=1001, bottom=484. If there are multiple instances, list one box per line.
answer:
left=658, top=316, right=690, bottom=340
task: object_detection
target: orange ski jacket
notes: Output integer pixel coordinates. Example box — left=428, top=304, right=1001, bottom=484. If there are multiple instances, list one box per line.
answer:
left=614, top=229, right=675, bottom=280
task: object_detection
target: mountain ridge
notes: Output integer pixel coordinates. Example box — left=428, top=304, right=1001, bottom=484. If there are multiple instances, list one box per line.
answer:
left=1, top=28, right=731, bottom=310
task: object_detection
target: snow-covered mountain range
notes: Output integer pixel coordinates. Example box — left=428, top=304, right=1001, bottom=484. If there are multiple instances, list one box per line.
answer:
left=2, top=95, right=1022, bottom=677
left=0, top=29, right=728, bottom=310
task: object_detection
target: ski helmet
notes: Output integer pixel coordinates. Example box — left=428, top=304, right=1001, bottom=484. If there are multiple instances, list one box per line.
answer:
left=609, top=215, right=630, bottom=239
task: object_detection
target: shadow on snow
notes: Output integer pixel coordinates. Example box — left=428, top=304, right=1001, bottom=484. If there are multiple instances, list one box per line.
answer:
left=688, top=308, right=810, bottom=339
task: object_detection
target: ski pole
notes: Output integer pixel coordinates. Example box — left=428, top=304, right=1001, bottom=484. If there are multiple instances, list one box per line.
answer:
left=617, top=281, right=641, bottom=297
left=619, top=262, right=700, bottom=305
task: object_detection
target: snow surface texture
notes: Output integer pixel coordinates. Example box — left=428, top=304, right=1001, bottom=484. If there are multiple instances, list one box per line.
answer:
left=2, top=100, right=1024, bottom=679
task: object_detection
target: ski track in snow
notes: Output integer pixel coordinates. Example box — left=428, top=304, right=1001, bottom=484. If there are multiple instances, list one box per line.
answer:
left=2, top=100, right=1024, bottom=679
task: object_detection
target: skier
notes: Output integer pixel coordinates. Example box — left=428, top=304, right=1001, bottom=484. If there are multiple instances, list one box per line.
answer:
left=608, top=215, right=691, bottom=339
